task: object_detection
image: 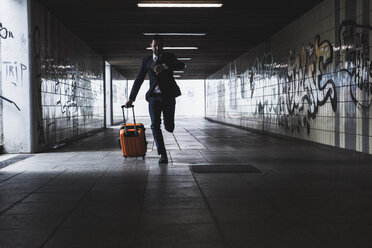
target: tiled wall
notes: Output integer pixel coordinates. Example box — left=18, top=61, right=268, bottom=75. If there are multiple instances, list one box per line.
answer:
left=31, top=1, right=105, bottom=148
left=112, top=68, right=127, bottom=124
left=206, top=0, right=372, bottom=154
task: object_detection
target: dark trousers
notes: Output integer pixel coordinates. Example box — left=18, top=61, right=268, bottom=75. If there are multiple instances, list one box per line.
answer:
left=148, top=95, right=176, bottom=155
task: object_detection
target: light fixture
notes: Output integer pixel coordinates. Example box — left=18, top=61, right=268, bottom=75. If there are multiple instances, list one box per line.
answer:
left=143, top=33, right=206, bottom=36
left=178, top=58, right=192, bottom=61
left=174, top=75, right=181, bottom=78
left=138, top=2, right=222, bottom=8
left=146, top=47, right=198, bottom=50
left=174, top=71, right=184, bottom=73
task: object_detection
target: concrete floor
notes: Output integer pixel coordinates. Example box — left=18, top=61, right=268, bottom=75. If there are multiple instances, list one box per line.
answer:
left=1, top=117, right=372, bottom=248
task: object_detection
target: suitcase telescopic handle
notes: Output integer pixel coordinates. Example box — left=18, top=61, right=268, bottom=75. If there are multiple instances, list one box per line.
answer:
left=121, top=105, right=138, bottom=136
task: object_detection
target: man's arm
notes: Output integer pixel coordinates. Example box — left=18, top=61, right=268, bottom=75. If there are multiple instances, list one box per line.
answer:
left=129, top=58, right=147, bottom=102
left=165, top=53, right=185, bottom=71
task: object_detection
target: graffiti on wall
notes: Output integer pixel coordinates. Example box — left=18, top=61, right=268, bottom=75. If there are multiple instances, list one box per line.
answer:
left=44, top=56, right=80, bottom=136
left=41, top=59, right=103, bottom=144
left=246, top=53, right=276, bottom=100
left=217, top=79, right=226, bottom=119
left=0, top=95, right=20, bottom=111
left=0, top=23, right=14, bottom=40
left=208, top=19, right=372, bottom=136
left=230, top=35, right=337, bottom=134
left=229, top=63, right=238, bottom=110
left=31, top=1, right=106, bottom=148
left=0, top=23, right=23, bottom=112
left=209, top=34, right=341, bottom=134
left=2, top=61, right=27, bottom=87
left=42, top=55, right=100, bottom=142
left=338, top=20, right=372, bottom=112
left=246, top=53, right=279, bottom=117
left=279, top=35, right=337, bottom=133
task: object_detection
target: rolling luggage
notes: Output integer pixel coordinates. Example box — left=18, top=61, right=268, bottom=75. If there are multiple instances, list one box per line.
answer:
left=119, top=105, right=147, bottom=158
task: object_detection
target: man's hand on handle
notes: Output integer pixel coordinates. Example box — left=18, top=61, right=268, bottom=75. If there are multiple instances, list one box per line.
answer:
left=125, top=100, right=133, bottom=108
left=154, top=64, right=165, bottom=75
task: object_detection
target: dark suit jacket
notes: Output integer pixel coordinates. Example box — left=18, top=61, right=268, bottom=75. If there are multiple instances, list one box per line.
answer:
left=129, top=53, right=185, bottom=101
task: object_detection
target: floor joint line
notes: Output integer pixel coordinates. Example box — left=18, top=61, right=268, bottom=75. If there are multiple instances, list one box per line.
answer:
left=0, top=169, right=68, bottom=216
left=190, top=171, right=229, bottom=246
left=39, top=168, right=109, bottom=248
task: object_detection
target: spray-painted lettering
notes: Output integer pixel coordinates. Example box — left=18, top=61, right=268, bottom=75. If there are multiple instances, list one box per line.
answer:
left=0, top=23, right=14, bottom=39
left=2, top=61, right=27, bottom=87
left=338, top=20, right=372, bottom=111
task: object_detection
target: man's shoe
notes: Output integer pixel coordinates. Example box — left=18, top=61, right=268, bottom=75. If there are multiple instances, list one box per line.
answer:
left=158, top=154, right=168, bottom=163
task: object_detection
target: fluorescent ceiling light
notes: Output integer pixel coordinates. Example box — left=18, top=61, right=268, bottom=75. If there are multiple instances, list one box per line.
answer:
left=146, top=47, right=198, bottom=50
left=174, top=71, right=184, bottom=73
left=178, top=58, right=192, bottom=61
left=174, top=75, right=181, bottom=78
left=138, top=3, right=222, bottom=8
left=143, top=33, right=206, bottom=36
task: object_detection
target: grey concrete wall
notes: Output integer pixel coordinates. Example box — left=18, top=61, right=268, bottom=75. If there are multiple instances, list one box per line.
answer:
left=1, top=0, right=32, bottom=153
left=0, top=37, right=2, bottom=146
left=206, top=0, right=372, bottom=154
left=111, top=68, right=127, bottom=125
left=105, top=62, right=112, bottom=126
left=30, top=0, right=105, bottom=150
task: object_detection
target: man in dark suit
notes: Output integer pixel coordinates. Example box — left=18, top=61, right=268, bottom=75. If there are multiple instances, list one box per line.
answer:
left=125, top=35, right=185, bottom=163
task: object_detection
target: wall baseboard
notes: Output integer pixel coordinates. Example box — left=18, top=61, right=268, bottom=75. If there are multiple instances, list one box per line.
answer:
left=43, top=127, right=107, bottom=153
left=205, top=117, right=372, bottom=159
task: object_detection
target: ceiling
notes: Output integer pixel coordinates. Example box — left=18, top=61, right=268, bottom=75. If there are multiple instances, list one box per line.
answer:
left=39, top=0, right=324, bottom=80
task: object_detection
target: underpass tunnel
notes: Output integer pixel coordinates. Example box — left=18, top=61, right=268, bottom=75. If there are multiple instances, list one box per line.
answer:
left=1, top=0, right=372, bottom=247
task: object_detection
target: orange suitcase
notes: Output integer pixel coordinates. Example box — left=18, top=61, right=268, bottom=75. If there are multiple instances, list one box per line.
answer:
left=119, top=105, right=147, bottom=158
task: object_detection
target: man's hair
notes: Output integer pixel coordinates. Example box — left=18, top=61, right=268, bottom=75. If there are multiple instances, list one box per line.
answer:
left=152, top=35, right=164, bottom=43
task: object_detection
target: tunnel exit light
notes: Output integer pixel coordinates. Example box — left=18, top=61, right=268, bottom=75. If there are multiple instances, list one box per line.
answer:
left=138, top=3, right=222, bottom=7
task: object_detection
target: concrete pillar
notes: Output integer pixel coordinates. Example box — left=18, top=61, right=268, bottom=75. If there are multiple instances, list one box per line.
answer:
left=0, top=0, right=32, bottom=153
left=0, top=38, right=3, bottom=148
left=204, top=79, right=206, bottom=117
left=105, top=61, right=113, bottom=126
